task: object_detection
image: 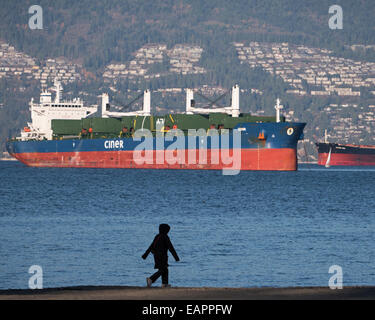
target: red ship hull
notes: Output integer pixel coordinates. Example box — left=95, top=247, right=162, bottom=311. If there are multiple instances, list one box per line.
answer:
left=12, top=148, right=298, bottom=171
left=318, top=152, right=375, bottom=166
left=316, top=142, right=375, bottom=166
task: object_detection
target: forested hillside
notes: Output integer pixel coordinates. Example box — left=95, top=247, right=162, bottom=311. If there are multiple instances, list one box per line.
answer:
left=1, top=0, right=375, bottom=70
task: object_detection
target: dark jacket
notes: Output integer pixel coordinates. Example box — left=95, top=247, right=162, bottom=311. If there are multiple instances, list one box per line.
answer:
left=142, top=224, right=180, bottom=269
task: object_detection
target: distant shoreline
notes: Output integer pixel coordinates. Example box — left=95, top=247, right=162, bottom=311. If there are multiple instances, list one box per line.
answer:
left=0, top=285, right=374, bottom=300
left=1, top=158, right=317, bottom=164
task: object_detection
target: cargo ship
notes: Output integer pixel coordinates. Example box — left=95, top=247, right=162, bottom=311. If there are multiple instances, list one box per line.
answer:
left=316, top=130, right=375, bottom=166
left=6, top=81, right=306, bottom=171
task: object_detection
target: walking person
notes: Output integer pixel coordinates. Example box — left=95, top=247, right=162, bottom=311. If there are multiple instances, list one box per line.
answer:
left=142, top=224, right=180, bottom=288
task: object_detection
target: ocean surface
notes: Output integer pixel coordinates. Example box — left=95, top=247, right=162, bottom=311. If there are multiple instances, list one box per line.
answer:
left=0, top=160, right=374, bottom=290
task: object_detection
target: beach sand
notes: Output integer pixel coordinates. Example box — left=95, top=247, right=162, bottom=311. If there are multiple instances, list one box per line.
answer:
left=0, top=286, right=374, bottom=300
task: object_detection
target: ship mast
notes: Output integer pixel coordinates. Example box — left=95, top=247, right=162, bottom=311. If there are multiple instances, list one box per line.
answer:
left=275, top=98, right=283, bottom=123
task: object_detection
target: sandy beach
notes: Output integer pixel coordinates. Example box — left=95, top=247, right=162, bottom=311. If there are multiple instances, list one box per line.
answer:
left=0, top=286, right=374, bottom=300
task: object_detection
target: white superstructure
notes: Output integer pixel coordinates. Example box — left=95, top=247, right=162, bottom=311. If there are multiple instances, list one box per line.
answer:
left=19, top=79, right=97, bottom=140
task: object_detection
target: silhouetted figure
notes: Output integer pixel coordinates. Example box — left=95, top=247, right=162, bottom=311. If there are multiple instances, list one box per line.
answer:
left=142, top=224, right=180, bottom=288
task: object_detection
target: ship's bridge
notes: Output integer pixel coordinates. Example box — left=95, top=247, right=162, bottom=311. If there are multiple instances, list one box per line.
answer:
left=19, top=79, right=97, bottom=141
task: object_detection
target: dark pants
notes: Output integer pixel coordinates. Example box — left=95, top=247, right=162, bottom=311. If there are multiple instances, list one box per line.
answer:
left=150, top=267, right=169, bottom=284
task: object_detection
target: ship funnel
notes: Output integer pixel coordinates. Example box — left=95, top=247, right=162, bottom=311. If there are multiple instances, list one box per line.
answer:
left=143, top=90, right=151, bottom=116
left=186, top=89, right=194, bottom=114
left=231, top=85, right=240, bottom=117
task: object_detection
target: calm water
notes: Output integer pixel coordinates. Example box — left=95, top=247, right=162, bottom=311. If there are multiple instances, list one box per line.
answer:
left=0, top=160, right=374, bottom=289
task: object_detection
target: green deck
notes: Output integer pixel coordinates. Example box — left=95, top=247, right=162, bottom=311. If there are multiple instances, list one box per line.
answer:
left=52, top=113, right=283, bottom=139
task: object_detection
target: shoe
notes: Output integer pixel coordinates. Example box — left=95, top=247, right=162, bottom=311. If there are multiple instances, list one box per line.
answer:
left=146, top=278, right=152, bottom=288
left=161, top=284, right=171, bottom=288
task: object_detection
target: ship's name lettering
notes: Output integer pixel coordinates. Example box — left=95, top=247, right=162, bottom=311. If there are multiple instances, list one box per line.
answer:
left=104, top=140, right=124, bottom=149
